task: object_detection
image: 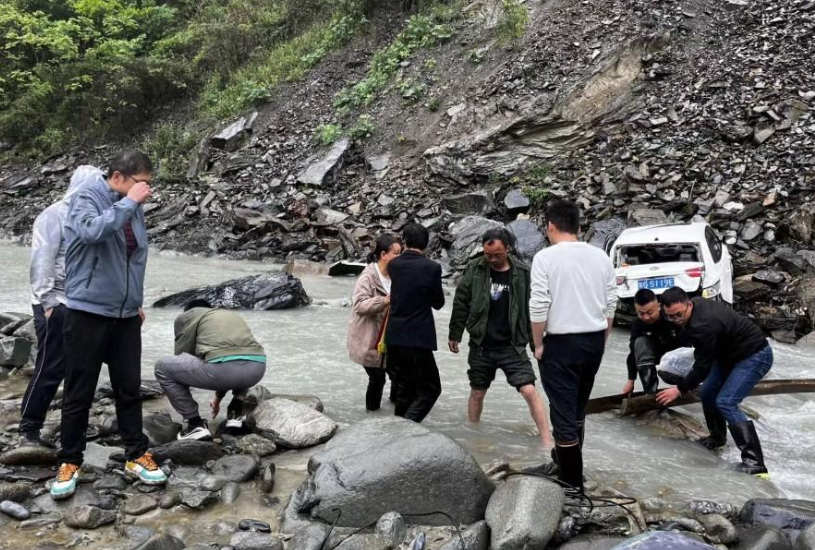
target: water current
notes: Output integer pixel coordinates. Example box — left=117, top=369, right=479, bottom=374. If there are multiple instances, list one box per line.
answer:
left=1, top=242, right=812, bottom=506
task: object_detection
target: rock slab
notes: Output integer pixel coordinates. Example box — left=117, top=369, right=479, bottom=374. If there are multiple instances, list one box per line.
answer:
left=293, top=417, right=494, bottom=527
left=150, top=440, right=225, bottom=465
left=63, top=504, right=116, bottom=529
left=485, top=476, right=564, bottom=550
left=610, top=531, right=715, bottom=549
left=230, top=531, right=284, bottom=550
left=153, top=273, right=310, bottom=310
left=250, top=398, right=337, bottom=448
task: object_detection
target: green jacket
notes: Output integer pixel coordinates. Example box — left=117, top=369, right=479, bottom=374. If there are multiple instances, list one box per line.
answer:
left=174, top=307, right=265, bottom=361
left=448, top=255, right=532, bottom=352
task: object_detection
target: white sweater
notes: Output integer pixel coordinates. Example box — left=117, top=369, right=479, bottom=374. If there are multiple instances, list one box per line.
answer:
left=529, top=241, right=618, bottom=334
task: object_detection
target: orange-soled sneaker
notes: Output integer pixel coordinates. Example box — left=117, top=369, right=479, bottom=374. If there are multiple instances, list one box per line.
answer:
left=50, top=463, right=80, bottom=500
left=125, top=452, right=167, bottom=485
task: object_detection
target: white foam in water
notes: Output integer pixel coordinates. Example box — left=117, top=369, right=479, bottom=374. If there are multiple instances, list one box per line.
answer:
left=1, top=242, right=812, bottom=503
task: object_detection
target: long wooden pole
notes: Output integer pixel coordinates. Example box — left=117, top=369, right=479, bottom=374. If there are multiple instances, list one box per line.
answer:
left=584, top=379, right=815, bottom=416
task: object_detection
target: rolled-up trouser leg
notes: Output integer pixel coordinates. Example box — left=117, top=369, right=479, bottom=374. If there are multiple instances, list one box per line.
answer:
left=633, top=336, right=659, bottom=394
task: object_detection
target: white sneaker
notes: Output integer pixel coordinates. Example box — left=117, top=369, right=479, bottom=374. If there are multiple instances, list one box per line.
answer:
left=177, top=424, right=212, bottom=441
left=225, top=416, right=246, bottom=430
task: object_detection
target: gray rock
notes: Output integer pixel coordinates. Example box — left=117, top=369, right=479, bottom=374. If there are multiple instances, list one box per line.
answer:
left=698, top=513, right=737, bottom=544
left=485, top=476, right=564, bottom=550
left=237, top=434, right=277, bottom=457
left=221, top=482, right=241, bottom=504
left=442, top=192, right=493, bottom=216
left=741, top=499, right=815, bottom=536
left=506, top=219, right=546, bottom=265
left=0, top=336, right=31, bottom=366
left=0, top=481, right=32, bottom=502
left=84, top=442, right=122, bottom=472
left=63, top=504, right=117, bottom=529
left=143, top=413, right=181, bottom=446
left=131, top=533, right=186, bottom=550
left=796, top=523, right=815, bottom=550
left=439, top=520, right=490, bottom=550
left=317, top=207, right=349, bottom=225
left=249, top=398, right=337, bottom=448
left=19, top=513, right=61, bottom=530
left=210, top=113, right=257, bottom=151
left=557, top=534, right=626, bottom=550
left=153, top=273, right=310, bottom=310
left=33, top=485, right=101, bottom=514
left=0, top=499, right=30, bottom=520
left=180, top=489, right=219, bottom=510
left=150, top=440, right=225, bottom=465
left=124, top=494, right=158, bottom=515
left=503, top=189, right=530, bottom=216
left=376, top=512, right=407, bottom=548
left=610, top=531, right=715, bottom=549
left=122, top=525, right=156, bottom=545
left=448, top=216, right=503, bottom=268
left=96, top=379, right=164, bottom=400
left=297, top=138, right=350, bottom=186
left=230, top=531, right=283, bottom=550
left=0, top=445, right=57, bottom=465
left=366, top=153, right=391, bottom=174
left=586, top=218, right=626, bottom=252
left=733, top=526, right=788, bottom=550
left=742, top=221, right=763, bottom=241
left=628, top=208, right=669, bottom=226
left=296, top=417, right=494, bottom=527
left=260, top=463, right=275, bottom=493
left=289, top=523, right=330, bottom=550
left=211, top=454, right=259, bottom=482
left=94, top=473, right=128, bottom=491
left=200, top=475, right=227, bottom=492
left=159, top=491, right=181, bottom=509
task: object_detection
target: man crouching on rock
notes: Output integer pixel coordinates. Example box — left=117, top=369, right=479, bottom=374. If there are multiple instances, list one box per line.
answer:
left=51, top=151, right=166, bottom=500
left=155, top=299, right=266, bottom=440
left=656, top=287, right=773, bottom=478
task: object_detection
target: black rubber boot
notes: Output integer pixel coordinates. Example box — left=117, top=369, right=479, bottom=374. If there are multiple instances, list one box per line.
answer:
left=728, top=420, right=769, bottom=477
left=698, top=404, right=727, bottom=450
left=555, top=444, right=583, bottom=493
left=637, top=364, right=659, bottom=394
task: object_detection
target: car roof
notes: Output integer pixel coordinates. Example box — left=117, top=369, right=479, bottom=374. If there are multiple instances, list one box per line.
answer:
left=613, top=222, right=709, bottom=246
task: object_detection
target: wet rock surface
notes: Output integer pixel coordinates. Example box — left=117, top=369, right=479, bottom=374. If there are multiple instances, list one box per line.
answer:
left=485, top=476, right=564, bottom=550
left=249, top=398, right=337, bottom=448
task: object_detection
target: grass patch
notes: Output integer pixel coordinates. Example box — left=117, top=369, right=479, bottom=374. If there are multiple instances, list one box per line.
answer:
left=142, top=123, right=203, bottom=182
left=496, top=0, right=528, bottom=44
left=350, top=114, right=375, bottom=140
left=314, top=123, right=343, bottom=145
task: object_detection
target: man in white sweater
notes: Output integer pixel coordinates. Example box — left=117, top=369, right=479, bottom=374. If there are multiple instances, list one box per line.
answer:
left=529, top=199, right=618, bottom=492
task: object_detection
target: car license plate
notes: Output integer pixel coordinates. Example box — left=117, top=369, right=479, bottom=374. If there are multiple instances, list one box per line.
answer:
left=638, top=277, right=674, bottom=290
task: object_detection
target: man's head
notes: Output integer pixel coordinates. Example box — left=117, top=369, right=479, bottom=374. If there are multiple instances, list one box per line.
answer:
left=546, top=199, right=580, bottom=243
left=634, top=288, right=661, bottom=324
left=184, top=299, right=213, bottom=311
left=402, top=223, right=429, bottom=251
left=661, top=287, right=693, bottom=326
left=107, top=150, right=153, bottom=195
left=481, top=228, right=514, bottom=270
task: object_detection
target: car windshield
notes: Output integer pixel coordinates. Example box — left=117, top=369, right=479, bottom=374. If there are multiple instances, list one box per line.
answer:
left=617, top=243, right=700, bottom=267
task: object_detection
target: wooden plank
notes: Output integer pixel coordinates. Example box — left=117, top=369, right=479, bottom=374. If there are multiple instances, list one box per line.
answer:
left=584, top=379, right=815, bottom=416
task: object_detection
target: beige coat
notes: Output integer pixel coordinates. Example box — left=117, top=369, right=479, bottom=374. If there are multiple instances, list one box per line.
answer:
left=347, top=263, right=389, bottom=368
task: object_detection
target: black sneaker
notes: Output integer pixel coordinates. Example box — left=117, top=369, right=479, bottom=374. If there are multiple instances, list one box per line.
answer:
left=177, top=419, right=212, bottom=441
left=22, top=431, right=54, bottom=448
left=226, top=397, right=246, bottom=430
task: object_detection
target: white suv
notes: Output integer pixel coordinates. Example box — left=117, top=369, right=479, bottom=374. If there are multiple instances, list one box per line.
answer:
left=609, top=222, right=734, bottom=320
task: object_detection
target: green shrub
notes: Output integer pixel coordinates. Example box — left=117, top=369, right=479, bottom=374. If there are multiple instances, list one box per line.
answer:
left=350, top=114, right=375, bottom=140
left=496, top=0, right=528, bottom=44
left=427, top=97, right=441, bottom=111
left=522, top=185, right=549, bottom=208
left=314, top=123, right=342, bottom=145
left=142, top=122, right=202, bottom=182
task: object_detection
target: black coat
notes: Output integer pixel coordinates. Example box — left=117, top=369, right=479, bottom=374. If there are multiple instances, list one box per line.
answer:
left=386, top=250, right=444, bottom=350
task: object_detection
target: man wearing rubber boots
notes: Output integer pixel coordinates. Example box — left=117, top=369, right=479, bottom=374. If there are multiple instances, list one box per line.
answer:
left=656, top=287, right=772, bottom=478
left=529, top=200, right=617, bottom=492
left=622, top=288, right=680, bottom=395
left=50, top=152, right=167, bottom=500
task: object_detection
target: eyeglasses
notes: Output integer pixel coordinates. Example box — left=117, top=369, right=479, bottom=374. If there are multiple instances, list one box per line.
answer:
left=126, top=175, right=152, bottom=186
left=664, top=306, right=688, bottom=321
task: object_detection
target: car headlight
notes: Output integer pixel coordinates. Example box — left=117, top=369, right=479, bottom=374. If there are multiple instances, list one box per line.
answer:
left=702, top=281, right=721, bottom=299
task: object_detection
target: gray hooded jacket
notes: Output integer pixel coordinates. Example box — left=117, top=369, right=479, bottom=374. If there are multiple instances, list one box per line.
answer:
left=63, top=166, right=148, bottom=318
left=29, top=167, right=88, bottom=309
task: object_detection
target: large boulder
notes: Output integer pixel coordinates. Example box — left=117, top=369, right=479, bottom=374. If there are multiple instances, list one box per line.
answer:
left=249, top=398, right=337, bottom=448
left=297, top=138, right=350, bottom=187
left=0, top=336, right=31, bottom=367
left=448, top=216, right=503, bottom=268
left=291, top=417, right=494, bottom=527
left=153, top=273, right=310, bottom=310
left=485, top=476, right=564, bottom=550
left=442, top=192, right=494, bottom=216
left=506, top=219, right=546, bottom=265
left=741, top=499, right=815, bottom=542
left=210, top=454, right=259, bottom=482
left=586, top=218, right=626, bottom=252
left=797, top=524, right=815, bottom=550
left=610, top=531, right=715, bottom=549
left=150, top=440, right=225, bottom=465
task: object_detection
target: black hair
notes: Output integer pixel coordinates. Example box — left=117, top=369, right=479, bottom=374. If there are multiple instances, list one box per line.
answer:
left=481, top=227, right=515, bottom=250
left=402, top=222, right=429, bottom=250
left=634, top=288, right=657, bottom=306
left=660, top=287, right=690, bottom=307
left=109, top=150, right=153, bottom=177
left=184, top=299, right=213, bottom=311
left=546, top=199, right=580, bottom=235
left=368, top=233, right=402, bottom=263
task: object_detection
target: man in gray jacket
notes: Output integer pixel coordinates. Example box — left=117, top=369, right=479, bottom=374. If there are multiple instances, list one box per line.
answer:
left=20, top=169, right=86, bottom=446
left=51, top=152, right=167, bottom=500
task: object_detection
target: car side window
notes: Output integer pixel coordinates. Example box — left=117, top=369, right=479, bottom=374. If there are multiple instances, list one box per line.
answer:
left=706, top=227, right=722, bottom=262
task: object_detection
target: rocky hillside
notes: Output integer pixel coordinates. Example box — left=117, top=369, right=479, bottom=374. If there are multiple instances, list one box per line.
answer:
left=1, top=0, right=814, bottom=340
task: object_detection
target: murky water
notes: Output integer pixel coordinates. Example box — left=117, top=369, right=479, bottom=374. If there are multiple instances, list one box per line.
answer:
left=1, top=242, right=813, bottom=505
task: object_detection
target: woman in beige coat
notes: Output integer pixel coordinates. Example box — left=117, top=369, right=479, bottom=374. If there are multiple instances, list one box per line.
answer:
left=347, top=233, right=402, bottom=410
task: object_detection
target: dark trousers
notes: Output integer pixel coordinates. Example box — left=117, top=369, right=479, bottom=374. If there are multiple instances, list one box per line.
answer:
left=19, top=304, right=66, bottom=435
left=539, top=331, right=605, bottom=444
left=59, top=309, right=148, bottom=465
left=387, top=345, right=441, bottom=423
left=363, top=367, right=387, bottom=411
left=632, top=336, right=659, bottom=394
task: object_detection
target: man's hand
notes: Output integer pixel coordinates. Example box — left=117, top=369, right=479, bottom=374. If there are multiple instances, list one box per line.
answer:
left=127, top=181, right=152, bottom=204
left=656, top=387, right=681, bottom=406
left=448, top=340, right=460, bottom=353
left=138, top=307, right=145, bottom=324
left=211, top=395, right=222, bottom=417
left=622, top=379, right=635, bottom=396
left=384, top=295, right=391, bottom=306
left=534, top=345, right=544, bottom=361
left=44, top=308, right=53, bottom=320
